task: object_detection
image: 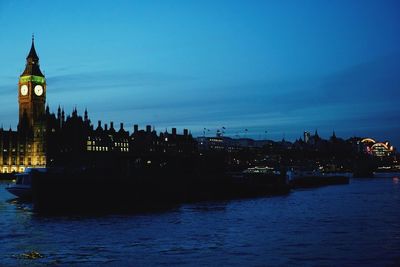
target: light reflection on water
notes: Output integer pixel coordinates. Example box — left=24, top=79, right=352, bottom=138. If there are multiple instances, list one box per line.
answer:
left=0, top=177, right=399, bottom=266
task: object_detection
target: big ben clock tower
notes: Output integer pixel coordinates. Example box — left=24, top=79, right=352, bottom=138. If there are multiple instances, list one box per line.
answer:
left=18, top=36, right=47, bottom=167
left=19, top=36, right=46, bottom=128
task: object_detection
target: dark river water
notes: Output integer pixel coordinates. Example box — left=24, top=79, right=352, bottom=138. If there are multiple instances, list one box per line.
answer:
left=1, top=176, right=399, bottom=266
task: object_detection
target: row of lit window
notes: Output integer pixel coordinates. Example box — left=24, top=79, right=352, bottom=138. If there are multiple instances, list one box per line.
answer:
left=87, top=136, right=102, bottom=141
left=87, top=146, right=129, bottom=152
left=3, top=146, right=41, bottom=153
left=3, top=150, right=34, bottom=153
left=1, top=166, right=25, bottom=173
left=87, top=140, right=129, bottom=147
left=115, top=142, right=129, bottom=147
left=87, top=146, right=109, bottom=152
left=1, top=159, right=45, bottom=166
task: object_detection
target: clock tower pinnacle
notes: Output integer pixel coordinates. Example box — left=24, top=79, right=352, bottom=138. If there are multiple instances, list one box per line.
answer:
left=18, top=36, right=46, bottom=129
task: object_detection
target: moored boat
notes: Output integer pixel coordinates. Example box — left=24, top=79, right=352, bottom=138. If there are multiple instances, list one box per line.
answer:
left=230, top=166, right=290, bottom=196
left=6, top=168, right=47, bottom=199
left=287, top=168, right=349, bottom=188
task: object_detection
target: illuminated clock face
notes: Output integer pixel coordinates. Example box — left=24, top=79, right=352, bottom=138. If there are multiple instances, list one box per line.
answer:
left=20, top=85, right=28, bottom=96
left=34, top=85, right=43, bottom=96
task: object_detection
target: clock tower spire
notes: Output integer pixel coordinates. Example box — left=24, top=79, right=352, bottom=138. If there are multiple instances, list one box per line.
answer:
left=18, top=36, right=46, bottom=128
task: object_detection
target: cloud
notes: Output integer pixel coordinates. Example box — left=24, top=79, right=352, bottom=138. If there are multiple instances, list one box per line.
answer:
left=46, top=69, right=197, bottom=93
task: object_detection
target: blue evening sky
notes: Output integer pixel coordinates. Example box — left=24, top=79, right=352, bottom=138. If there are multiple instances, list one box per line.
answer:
left=0, top=0, right=399, bottom=146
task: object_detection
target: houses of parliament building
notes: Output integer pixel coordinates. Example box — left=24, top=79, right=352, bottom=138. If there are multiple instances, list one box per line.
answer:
left=0, top=38, right=196, bottom=174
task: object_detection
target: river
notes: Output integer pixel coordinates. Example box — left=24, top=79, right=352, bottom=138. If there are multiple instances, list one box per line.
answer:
left=0, top=175, right=399, bottom=266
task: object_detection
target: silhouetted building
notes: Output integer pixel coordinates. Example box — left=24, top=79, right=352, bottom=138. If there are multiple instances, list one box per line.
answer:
left=0, top=38, right=197, bottom=173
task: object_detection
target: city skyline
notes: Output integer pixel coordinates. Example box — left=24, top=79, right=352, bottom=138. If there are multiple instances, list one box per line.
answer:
left=0, top=1, right=399, bottom=146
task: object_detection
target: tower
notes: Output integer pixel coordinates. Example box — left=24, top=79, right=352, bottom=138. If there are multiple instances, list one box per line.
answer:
left=18, top=35, right=46, bottom=129
left=304, top=131, right=310, bottom=144
left=18, top=36, right=47, bottom=167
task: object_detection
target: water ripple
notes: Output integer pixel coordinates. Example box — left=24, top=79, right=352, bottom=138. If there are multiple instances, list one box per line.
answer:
left=0, top=178, right=399, bottom=266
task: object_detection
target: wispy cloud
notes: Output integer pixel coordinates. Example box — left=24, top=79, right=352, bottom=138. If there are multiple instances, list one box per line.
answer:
left=47, top=69, right=197, bottom=93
